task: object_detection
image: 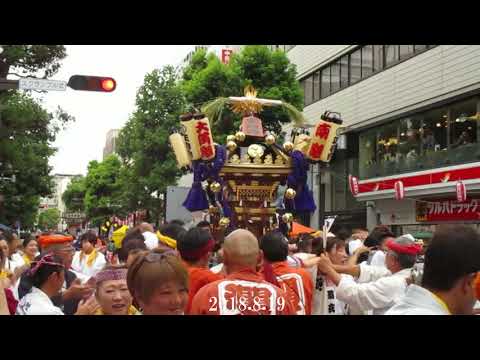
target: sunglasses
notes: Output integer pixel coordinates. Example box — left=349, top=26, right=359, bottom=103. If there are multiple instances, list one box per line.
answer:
left=127, top=250, right=178, bottom=296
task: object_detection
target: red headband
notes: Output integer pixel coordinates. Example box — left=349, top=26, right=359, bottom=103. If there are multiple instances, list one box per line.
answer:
left=180, top=239, right=215, bottom=261
left=386, top=239, right=422, bottom=256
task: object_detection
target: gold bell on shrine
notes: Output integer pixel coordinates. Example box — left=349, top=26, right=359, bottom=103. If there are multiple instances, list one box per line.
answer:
left=226, top=141, right=237, bottom=152
left=235, top=131, right=246, bottom=142
left=265, top=134, right=276, bottom=145
left=210, top=182, right=222, bottom=193
left=219, top=217, right=230, bottom=227
left=283, top=141, right=294, bottom=152
left=282, top=213, right=293, bottom=223
left=285, top=188, right=297, bottom=200
left=208, top=205, right=219, bottom=214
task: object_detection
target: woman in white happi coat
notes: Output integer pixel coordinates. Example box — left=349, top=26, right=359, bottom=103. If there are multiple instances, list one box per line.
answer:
left=317, top=235, right=422, bottom=315
left=71, top=231, right=106, bottom=279
left=308, top=237, right=352, bottom=315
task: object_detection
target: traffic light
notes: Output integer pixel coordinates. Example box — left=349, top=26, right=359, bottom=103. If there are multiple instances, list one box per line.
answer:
left=67, top=75, right=116, bottom=92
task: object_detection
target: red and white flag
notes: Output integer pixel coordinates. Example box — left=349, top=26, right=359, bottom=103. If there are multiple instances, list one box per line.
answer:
left=348, top=175, right=359, bottom=197
left=394, top=181, right=405, bottom=200
left=456, top=181, right=467, bottom=202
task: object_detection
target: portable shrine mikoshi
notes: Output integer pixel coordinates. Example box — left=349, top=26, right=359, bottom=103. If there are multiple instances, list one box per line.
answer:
left=169, top=86, right=344, bottom=239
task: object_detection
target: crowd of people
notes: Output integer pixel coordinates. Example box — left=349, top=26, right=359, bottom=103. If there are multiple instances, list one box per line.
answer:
left=1, top=221, right=480, bottom=315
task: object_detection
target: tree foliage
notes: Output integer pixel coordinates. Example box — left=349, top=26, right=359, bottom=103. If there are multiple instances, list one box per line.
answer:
left=62, top=175, right=86, bottom=212
left=181, top=45, right=303, bottom=139
left=83, top=155, right=123, bottom=226
left=116, top=66, right=187, bottom=224
left=0, top=45, right=72, bottom=229
left=38, top=208, right=61, bottom=231
left=0, top=45, right=67, bottom=78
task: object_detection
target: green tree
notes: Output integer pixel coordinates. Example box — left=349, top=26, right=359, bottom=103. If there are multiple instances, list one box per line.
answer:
left=0, top=93, right=73, bottom=228
left=117, top=65, right=187, bottom=224
left=62, top=175, right=87, bottom=212
left=0, top=45, right=72, bottom=229
left=181, top=45, right=303, bottom=139
left=181, top=51, right=241, bottom=142
left=38, top=208, right=61, bottom=231
left=0, top=45, right=67, bottom=79
left=84, top=155, right=124, bottom=227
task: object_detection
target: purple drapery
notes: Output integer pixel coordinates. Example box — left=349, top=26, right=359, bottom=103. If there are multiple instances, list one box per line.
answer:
left=286, top=150, right=316, bottom=213
left=182, top=145, right=232, bottom=218
left=182, top=161, right=209, bottom=212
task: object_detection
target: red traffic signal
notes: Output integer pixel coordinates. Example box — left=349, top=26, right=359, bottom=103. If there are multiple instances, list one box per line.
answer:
left=67, top=75, right=116, bottom=92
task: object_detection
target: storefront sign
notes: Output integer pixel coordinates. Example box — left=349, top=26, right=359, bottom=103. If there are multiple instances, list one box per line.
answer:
left=416, top=198, right=480, bottom=222
left=62, top=212, right=86, bottom=221
left=307, top=120, right=341, bottom=162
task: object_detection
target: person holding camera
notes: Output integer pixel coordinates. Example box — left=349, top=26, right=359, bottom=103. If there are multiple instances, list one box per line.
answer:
left=387, top=226, right=480, bottom=315
left=317, top=234, right=421, bottom=315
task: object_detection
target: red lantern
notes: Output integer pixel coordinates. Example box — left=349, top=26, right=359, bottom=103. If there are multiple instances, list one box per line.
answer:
left=456, top=181, right=467, bottom=202
left=348, top=175, right=359, bottom=197
left=394, top=181, right=404, bottom=200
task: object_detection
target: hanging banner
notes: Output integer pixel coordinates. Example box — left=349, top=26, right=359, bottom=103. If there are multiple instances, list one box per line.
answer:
left=416, top=198, right=480, bottom=222
left=306, top=120, right=341, bottom=162
left=394, top=181, right=405, bottom=200
left=456, top=181, right=467, bottom=203
left=348, top=175, right=359, bottom=197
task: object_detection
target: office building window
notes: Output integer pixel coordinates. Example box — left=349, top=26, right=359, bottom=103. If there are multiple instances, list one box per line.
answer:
left=350, top=49, right=361, bottom=85
left=331, top=61, right=340, bottom=94
left=303, top=76, right=313, bottom=106
left=300, top=45, right=434, bottom=106
left=359, top=128, right=378, bottom=178
left=313, top=71, right=321, bottom=102
left=340, top=55, right=349, bottom=88
left=399, top=45, right=415, bottom=60
left=385, top=45, right=399, bottom=67
left=398, top=116, right=422, bottom=169
left=450, top=97, right=477, bottom=148
left=373, top=45, right=384, bottom=72
left=361, top=45, right=374, bottom=78
left=359, top=96, right=480, bottom=179
left=321, top=67, right=331, bottom=98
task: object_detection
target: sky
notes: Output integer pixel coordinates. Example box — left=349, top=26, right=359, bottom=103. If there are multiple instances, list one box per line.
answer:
left=36, top=45, right=196, bottom=176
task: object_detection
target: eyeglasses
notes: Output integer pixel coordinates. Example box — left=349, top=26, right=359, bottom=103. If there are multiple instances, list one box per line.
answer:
left=129, top=250, right=178, bottom=280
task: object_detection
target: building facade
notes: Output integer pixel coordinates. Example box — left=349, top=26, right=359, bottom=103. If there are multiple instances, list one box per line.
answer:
left=39, top=174, right=82, bottom=231
left=103, top=129, right=120, bottom=160
left=282, top=45, right=480, bottom=234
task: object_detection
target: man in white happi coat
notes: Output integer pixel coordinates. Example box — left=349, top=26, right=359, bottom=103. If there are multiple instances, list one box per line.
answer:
left=387, top=225, right=480, bottom=315
left=317, top=234, right=422, bottom=315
